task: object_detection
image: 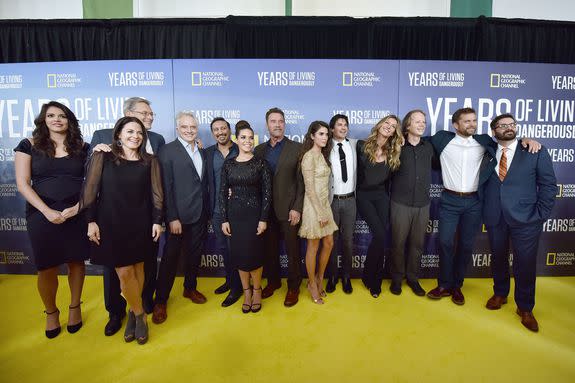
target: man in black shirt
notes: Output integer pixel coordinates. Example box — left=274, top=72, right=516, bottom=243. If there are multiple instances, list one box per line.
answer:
left=389, top=110, right=435, bottom=296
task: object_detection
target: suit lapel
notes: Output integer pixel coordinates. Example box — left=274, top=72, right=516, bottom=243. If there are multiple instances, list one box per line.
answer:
left=176, top=140, right=200, bottom=180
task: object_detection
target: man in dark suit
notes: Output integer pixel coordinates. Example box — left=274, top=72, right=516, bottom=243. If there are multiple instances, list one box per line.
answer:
left=205, top=117, right=242, bottom=307
left=90, top=97, right=165, bottom=335
left=483, top=114, right=556, bottom=332
left=152, top=111, right=209, bottom=324
left=254, top=107, right=304, bottom=307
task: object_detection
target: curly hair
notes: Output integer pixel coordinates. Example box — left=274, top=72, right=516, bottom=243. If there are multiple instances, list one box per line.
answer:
left=110, top=116, right=153, bottom=165
left=362, top=115, right=402, bottom=170
left=32, top=101, right=84, bottom=158
left=299, top=120, right=332, bottom=167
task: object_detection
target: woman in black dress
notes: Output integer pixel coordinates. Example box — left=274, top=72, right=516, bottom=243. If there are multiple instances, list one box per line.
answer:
left=14, top=101, right=89, bottom=339
left=220, top=121, right=272, bottom=313
left=356, top=115, right=403, bottom=298
left=80, top=116, right=163, bottom=345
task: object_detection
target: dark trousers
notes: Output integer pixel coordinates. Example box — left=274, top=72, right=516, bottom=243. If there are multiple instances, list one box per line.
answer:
left=487, top=215, right=541, bottom=312
left=327, top=196, right=357, bottom=279
left=390, top=200, right=429, bottom=283
left=212, top=212, right=242, bottom=294
left=103, top=244, right=157, bottom=317
left=356, top=194, right=389, bottom=290
left=438, top=192, right=482, bottom=289
left=263, top=210, right=302, bottom=290
left=155, top=218, right=206, bottom=304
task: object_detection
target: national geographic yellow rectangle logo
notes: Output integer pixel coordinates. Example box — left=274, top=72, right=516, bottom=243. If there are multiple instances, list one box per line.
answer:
left=342, top=72, right=353, bottom=87
left=191, top=72, right=202, bottom=86
left=556, top=184, right=563, bottom=198
left=490, top=74, right=500, bottom=88
left=546, top=253, right=556, bottom=266
left=0, top=252, right=6, bottom=264
left=46, top=74, right=57, bottom=88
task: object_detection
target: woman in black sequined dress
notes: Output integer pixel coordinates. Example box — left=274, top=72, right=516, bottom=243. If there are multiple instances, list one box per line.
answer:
left=220, top=121, right=272, bottom=313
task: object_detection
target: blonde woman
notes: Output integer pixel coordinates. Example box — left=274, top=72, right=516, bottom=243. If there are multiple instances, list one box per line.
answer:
left=356, top=115, right=403, bottom=298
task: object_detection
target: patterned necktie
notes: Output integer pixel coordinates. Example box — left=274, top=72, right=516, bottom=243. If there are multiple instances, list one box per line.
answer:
left=499, top=148, right=507, bottom=181
left=338, top=142, right=348, bottom=183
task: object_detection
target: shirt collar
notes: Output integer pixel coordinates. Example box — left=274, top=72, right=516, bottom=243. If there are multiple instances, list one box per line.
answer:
left=498, top=139, right=518, bottom=153
left=178, top=136, right=197, bottom=152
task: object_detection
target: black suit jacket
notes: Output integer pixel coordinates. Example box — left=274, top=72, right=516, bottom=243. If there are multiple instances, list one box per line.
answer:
left=254, top=137, right=304, bottom=220
left=204, top=142, right=238, bottom=218
left=157, top=139, right=209, bottom=225
left=90, top=128, right=165, bottom=154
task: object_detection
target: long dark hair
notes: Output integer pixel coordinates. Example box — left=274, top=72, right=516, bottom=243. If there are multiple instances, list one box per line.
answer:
left=110, top=116, right=152, bottom=164
left=299, top=120, right=332, bottom=167
left=32, top=101, right=84, bottom=157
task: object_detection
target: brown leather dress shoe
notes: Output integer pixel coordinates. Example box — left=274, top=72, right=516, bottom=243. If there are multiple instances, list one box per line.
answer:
left=485, top=295, right=508, bottom=310
left=183, top=289, right=207, bottom=304
left=427, top=286, right=451, bottom=300
left=261, top=281, right=282, bottom=299
left=152, top=303, right=167, bottom=324
left=284, top=289, right=299, bottom=307
left=451, top=288, right=465, bottom=305
left=516, top=308, right=539, bottom=332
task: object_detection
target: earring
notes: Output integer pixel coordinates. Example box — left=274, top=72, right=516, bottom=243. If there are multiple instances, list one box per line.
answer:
left=117, top=140, right=122, bottom=147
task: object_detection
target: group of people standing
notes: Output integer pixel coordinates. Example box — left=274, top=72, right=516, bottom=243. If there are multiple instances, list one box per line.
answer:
left=14, top=97, right=557, bottom=346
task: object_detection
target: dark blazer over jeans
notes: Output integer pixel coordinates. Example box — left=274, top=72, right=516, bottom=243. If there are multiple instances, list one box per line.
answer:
left=482, top=145, right=556, bottom=311
left=254, top=137, right=304, bottom=290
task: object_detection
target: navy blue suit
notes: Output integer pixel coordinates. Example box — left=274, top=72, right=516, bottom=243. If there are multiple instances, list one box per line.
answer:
left=90, top=128, right=165, bottom=316
left=205, top=143, right=241, bottom=294
left=482, top=143, right=556, bottom=311
left=155, top=139, right=209, bottom=303
left=429, top=131, right=496, bottom=289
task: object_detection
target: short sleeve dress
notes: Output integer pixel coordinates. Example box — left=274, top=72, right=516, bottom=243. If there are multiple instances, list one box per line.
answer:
left=298, top=150, right=338, bottom=239
left=14, top=139, right=90, bottom=270
left=219, top=156, right=272, bottom=271
left=79, top=152, right=163, bottom=268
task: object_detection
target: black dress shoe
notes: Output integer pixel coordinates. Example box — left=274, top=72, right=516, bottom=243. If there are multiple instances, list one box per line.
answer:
left=389, top=281, right=402, bottom=295
left=214, top=282, right=230, bottom=295
left=325, top=277, right=337, bottom=293
left=142, top=299, right=154, bottom=315
left=407, top=280, right=426, bottom=296
left=221, top=291, right=242, bottom=307
left=369, top=286, right=381, bottom=298
left=104, top=313, right=126, bottom=336
left=342, top=277, right=353, bottom=294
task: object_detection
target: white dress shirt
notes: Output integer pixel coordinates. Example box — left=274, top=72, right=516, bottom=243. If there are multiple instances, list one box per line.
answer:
left=178, top=136, right=203, bottom=179
left=496, top=139, right=518, bottom=178
left=440, top=134, right=485, bottom=193
left=329, top=138, right=355, bottom=195
left=145, top=137, right=153, bottom=154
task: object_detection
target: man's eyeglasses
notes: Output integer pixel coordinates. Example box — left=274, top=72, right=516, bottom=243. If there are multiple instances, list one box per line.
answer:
left=496, top=122, right=516, bottom=130
left=131, top=110, right=155, bottom=118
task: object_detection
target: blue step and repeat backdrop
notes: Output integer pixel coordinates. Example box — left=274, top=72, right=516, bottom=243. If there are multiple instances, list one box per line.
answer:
left=1, top=59, right=573, bottom=277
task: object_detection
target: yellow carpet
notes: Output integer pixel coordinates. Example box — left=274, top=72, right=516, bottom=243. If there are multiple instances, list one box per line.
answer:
left=1, top=275, right=574, bottom=383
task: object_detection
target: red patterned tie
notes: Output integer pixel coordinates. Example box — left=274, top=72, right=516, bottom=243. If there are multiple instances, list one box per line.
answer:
left=499, top=148, right=507, bottom=181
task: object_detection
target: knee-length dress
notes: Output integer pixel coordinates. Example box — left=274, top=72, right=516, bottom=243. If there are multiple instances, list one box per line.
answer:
left=298, top=150, right=338, bottom=239
left=14, top=139, right=90, bottom=270
left=79, top=152, right=163, bottom=268
left=219, top=156, right=272, bottom=271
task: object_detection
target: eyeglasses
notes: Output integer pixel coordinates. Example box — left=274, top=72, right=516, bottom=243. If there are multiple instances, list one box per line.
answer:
left=131, top=110, right=155, bottom=118
left=496, top=122, right=516, bottom=130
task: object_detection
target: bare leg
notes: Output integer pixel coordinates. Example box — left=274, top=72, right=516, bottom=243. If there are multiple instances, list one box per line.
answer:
left=67, top=261, right=85, bottom=326
left=238, top=270, right=252, bottom=311
left=305, top=239, right=322, bottom=303
left=317, top=235, right=334, bottom=284
left=116, top=265, right=144, bottom=316
left=250, top=267, right=263, bottom=311
left=37, top=266, right=60, bottom=330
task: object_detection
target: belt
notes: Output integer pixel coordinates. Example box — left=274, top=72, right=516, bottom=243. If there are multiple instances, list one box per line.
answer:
left=333, top=192, right=355, bottom=200
left=443, top=188, right=477, bottom=197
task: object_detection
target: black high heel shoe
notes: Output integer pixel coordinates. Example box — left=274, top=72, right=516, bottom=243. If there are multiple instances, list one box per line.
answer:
left=242, top=287, right=252, bottom=314
left=67, top=301, right=83, bottom=334
left=251, top=287, right=262, bottom=313
left=44, top=309, right=61, bottom=339
left=135, top=313, right=149, bottom=345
